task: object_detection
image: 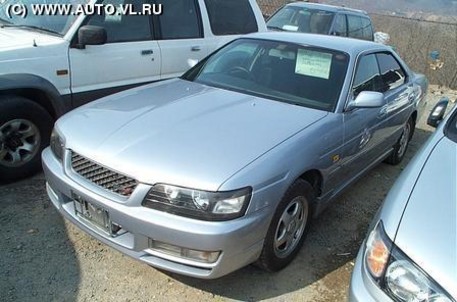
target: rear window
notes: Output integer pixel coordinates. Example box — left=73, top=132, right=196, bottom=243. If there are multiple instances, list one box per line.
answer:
left=204, top=0, right=258, bottom=35
left=267, top=6, right=335, bottom=34
left=183, top=39, right=349, bottom=111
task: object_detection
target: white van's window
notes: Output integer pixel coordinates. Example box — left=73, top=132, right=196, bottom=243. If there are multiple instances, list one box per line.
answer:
left=204, top=0, right=258, bottom=35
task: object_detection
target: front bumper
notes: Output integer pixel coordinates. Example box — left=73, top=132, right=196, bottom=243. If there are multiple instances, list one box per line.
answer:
left=42, top=147, right=270, bottom=279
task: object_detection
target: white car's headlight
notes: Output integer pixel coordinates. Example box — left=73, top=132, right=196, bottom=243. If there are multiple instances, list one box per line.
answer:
left=364, top=221, right=453, bottom=302
left=142, top=184, right=252, bottom=221
left=50, top=128, right=64, bottom=162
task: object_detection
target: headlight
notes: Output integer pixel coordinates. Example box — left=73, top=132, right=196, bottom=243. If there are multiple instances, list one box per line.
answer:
left=50, top=128, right=64, bottom=162
left=364, top=221, right=454, bottom=302
left=142, top=184, right=252, bottom=221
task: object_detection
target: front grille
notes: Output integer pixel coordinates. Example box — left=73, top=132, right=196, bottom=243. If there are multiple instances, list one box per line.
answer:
left=71, top=152, right=138, bottom=197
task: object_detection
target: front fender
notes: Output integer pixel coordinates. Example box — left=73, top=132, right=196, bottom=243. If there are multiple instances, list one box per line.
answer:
left=0, top=73, right=67, bottom=117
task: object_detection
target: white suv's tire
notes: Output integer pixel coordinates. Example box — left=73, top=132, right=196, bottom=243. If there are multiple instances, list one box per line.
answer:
left=0, top=96, right=53, bottom=182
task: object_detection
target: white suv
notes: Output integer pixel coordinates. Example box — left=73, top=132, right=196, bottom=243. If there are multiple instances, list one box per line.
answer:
left=0, top=0, right=266, bottom=181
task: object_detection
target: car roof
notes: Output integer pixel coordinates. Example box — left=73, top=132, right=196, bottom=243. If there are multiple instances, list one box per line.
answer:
left=285, top=1, right=369, bottom=16
left=244, top=32, right=387, bottom=56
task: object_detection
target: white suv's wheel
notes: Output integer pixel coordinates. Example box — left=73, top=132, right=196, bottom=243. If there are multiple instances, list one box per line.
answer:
left=0, top=96, right=53, bottom=182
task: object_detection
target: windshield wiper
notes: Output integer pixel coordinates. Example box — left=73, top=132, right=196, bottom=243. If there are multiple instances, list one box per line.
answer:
left=0, top=23, right=59, bottom=35
left=267, top=25, right=285, bottom=32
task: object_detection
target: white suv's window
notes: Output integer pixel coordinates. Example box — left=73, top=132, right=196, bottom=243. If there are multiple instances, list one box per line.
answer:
left=204, top=0, right=258, bottom=35
left=159, top=0, right=202, bottom=39
left=85, top=0, right=152, bottom=43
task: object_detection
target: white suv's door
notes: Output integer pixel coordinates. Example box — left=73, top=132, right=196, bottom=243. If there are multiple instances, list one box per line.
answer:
left=69, top=0, right=160, bottom=106
left=155, top=0, right=209, bottom=80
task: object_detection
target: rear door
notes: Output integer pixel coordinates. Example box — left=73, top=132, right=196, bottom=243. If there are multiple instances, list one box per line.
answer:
left=155, top=0, right=209, bottom=80
left=69, top=0, right=160, bottom=107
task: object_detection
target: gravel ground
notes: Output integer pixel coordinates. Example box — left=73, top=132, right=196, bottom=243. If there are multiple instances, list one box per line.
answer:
left=1, top=86, right=455, bottom=302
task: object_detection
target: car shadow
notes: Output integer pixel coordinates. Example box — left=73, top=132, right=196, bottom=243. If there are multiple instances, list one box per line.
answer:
left=169, top=128, right=433, bottom=301
left=0, top=174, right=80, bottom=302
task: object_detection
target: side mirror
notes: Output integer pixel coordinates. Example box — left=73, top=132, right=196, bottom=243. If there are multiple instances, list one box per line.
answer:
left=427, top=97, right=449, bottom=128
left=347, top=91, right=385, bottom=110
left=75, top=25, right=107, bottom=49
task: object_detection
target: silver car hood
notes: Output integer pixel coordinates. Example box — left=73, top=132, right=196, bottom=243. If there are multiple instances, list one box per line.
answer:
left=394, top=136, right=457, bottom=299
left=58, top=79, right=327, bottom=191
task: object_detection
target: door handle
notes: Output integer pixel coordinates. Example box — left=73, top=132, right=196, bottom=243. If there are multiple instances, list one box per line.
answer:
left=141, top=49, right=154, bottom=55
left=191, top=46, right=201, bottom=52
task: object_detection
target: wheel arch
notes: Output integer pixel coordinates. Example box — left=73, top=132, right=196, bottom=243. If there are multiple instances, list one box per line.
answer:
left=0, top=74, right=68, bottom=119
left=298, top=169, right=323, bottom=198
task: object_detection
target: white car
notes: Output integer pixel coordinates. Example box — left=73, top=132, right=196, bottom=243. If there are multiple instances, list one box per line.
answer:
left=0, top=0, right=266, bottom=181
left=349, top=98, right=455, bottom=301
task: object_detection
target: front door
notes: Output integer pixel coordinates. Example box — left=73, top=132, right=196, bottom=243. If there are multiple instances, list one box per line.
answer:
left=341, top=53, right=389, bottom=181
left=69, top=0, right=161, bottom=107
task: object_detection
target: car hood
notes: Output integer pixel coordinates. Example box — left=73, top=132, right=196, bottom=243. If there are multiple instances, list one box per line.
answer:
left=0, top=27, right=61, bottom=50
left=394, top=136, right=456, bottom=299
left=58, top=79, right=327, bottom=191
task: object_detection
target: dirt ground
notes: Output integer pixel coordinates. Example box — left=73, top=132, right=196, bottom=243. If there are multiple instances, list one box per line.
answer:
left=1, top=86, right=456, bottom=302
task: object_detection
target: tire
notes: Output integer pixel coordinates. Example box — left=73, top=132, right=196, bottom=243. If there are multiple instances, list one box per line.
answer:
left=256, top=179, right=314, bottom=272
left=385, top=117, right=413, bottom=165
left=0, top=96, right=53, bottom=182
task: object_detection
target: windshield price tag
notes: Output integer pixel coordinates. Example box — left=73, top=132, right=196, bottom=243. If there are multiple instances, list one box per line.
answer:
left=295, top=49, right=332, bottom=79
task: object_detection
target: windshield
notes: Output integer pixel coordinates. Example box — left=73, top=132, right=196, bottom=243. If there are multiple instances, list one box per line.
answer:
left=267, top=6, right=335, bottom=34
left=0, top=0, right=88, bottom=35
left=183, top=39, right=349, bottom=111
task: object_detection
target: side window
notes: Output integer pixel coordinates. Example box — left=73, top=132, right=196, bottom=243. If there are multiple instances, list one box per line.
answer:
left=347, top=15, right=363, bottom=39
left=333, top=14, right=347, bottom=37
left=158, top=0, right=202, bottom=39
left=361, top=17, right=373, bottom=40
left=204, top=0, right=258, bottom=35
left=352, top=54, right=382, bottom=97
left=85, top=0, right=152, bottom=43
left=376, top=53, right=407, bottom=92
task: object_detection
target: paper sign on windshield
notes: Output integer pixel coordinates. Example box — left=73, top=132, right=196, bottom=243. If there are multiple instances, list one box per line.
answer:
left=295, top=50, right=332, bottom=79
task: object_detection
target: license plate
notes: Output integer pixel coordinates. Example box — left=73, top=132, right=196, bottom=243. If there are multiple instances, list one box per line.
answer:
left=73, top=193, right=111, bottom=235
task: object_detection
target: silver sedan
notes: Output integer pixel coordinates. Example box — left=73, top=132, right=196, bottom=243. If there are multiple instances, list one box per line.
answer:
left=349, top=98, right=455, bottom=301
left=42, top=32, right=428, bottom=279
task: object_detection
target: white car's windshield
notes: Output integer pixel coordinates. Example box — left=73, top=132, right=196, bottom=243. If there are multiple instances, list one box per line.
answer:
left=0, top=0, right=88, bottom=35
left=183, top=38, right=349, bottom=111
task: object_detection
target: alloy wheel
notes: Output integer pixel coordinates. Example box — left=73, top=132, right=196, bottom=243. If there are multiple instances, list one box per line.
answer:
left=0, top=119, right=41, bottom=167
